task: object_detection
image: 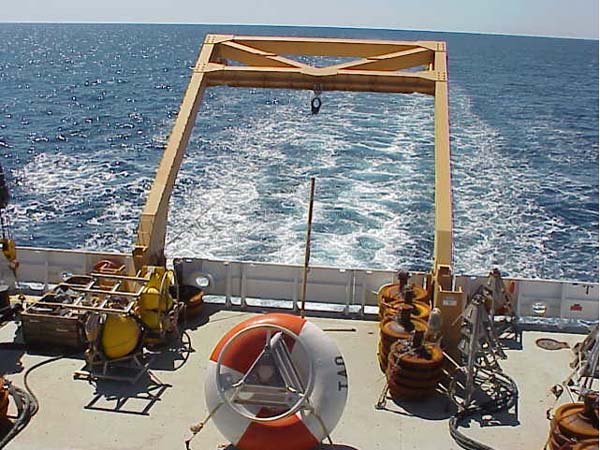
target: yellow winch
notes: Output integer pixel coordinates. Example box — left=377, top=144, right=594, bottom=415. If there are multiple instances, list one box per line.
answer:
left=135, top=266, right=177, bottom=342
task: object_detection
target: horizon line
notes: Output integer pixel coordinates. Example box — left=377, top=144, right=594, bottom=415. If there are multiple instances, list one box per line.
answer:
left=0, top=20, right=597, bottom=41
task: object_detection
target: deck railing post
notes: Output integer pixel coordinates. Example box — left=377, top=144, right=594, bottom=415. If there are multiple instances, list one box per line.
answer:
left=559, top=282, right=567, bottom=319
left=292, top=271, right=299, bottom=312
left=341, top=269, right=350, bottom=316
left=240, top=263, right=247, bottom=309
left=224, top=261, right=232, bottom=308
left=43, top=250, right=49, bottom=290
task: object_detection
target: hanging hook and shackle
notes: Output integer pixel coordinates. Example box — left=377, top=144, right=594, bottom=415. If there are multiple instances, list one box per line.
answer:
left=311, top=85, right=323, bottom=115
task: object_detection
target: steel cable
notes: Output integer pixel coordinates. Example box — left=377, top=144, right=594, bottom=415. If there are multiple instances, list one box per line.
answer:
left=0, top=354, right=69, bottom=449
left=448, top=370, right=518, bottom=450
left=0, top=383, right=35, bottom=449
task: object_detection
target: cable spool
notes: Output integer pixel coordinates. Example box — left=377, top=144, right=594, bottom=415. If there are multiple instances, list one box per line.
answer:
left=410, top=302, right=430, bottom=321
left=381, top=301, right=430, bottom=323
left=546, top=393, right=599, bottom=450
left=378, top=282, right=428, bottom=304
left=573, top=439, right=599, bottom=450
left=139, top=270, right=174, bottom=312
left=386, top=334, right=444, bottom=400
left=377, top=283, right=430, bottom=321
left=378, top=305, right=427, bottom=373
left=204, top=313, right=348, bottom=450
left=136, top=268, right=176, bottom=341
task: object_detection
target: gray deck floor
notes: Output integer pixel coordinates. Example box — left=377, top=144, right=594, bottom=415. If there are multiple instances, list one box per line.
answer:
left=0, top=308, right=589, bottom=450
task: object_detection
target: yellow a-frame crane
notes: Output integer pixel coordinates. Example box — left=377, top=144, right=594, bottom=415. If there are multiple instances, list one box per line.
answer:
left=132, top=35, right=463, bottom=350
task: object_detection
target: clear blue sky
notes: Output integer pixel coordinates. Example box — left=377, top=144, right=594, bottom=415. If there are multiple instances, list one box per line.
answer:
left=2, top=0, right=598, bottom=39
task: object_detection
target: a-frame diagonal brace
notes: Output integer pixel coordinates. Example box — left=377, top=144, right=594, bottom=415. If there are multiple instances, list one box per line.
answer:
left=327, top=47, right=434, bottom=72
left=214, top=41, right=310, bottom=69
left=232, top=36, right=440, bottom=57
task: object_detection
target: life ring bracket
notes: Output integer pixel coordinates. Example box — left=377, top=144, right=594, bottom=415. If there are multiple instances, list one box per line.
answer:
left=216, top=323, right=315, bottom=423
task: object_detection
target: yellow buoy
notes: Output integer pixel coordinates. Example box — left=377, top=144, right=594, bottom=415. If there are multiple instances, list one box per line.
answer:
left=137, top=308, right=161, bottom=331
left=139, top=286, right=161, bottom=310
left=101, top=314, right=141, bottom=360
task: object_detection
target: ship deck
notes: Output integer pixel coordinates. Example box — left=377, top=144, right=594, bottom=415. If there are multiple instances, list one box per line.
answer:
left=0, top=307, right=589, bottom=450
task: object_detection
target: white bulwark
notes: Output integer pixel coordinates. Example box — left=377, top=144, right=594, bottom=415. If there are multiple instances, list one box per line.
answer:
left=5, top=246, right=598, bottom=322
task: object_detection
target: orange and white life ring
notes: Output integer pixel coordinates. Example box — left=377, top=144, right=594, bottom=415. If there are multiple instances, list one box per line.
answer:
left=93, top=259, right=121, bottom=272
left=93, top=259, right=124, bottom=288
left=205, top=313, right=348, bottom=450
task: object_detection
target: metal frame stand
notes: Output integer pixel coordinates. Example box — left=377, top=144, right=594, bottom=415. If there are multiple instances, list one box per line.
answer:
left=486, top=270, right=521, bottom=346
left=74, top=348, right=153, bottom=385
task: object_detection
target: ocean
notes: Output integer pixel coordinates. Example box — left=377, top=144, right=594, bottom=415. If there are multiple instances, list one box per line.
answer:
left=0, top=23, right=597, bottom=281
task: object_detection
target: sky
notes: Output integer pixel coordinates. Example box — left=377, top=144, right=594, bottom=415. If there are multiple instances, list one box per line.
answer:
left=1, top=0, right=598, bottom=39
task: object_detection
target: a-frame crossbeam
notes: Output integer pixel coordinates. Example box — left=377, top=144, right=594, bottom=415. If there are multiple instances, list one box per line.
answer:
left=327, top=47, right=433, bottom=72
left=203, top=63, right=437, bottom=95
left=203, top=36, right=439, bottom=94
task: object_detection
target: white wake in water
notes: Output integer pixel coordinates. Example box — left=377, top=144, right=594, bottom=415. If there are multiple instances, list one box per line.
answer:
left=165, top=88, right=435, bottom=270
left=451, top=87, right=598, bottom=279
left=9, top=86, right=598, bottom=280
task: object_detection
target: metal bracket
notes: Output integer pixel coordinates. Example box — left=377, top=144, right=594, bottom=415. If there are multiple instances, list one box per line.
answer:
left=216, top=324, right=314, bottom=422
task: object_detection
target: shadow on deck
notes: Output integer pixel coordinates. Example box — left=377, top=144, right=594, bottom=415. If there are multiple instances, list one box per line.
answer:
left=84, top=373, right=171, bottom=416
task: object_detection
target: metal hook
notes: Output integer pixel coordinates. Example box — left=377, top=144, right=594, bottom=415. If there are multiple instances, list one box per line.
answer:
left=311, top=85, right=322, bottom=114
left=310, top=96, right=322, bottom=115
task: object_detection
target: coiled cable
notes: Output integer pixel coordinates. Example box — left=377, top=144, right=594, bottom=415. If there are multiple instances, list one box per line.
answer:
left=448, top=369, right=519, bottom=450
left=0, top=354, right=67, bottom=449
left=0, top=382, right=35, bottom=449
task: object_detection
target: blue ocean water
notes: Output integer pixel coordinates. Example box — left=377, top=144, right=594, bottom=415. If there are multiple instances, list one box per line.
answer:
left=0, top=24, right=597, bottom=281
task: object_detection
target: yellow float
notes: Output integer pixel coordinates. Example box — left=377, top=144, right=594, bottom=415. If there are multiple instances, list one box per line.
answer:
left=135, top=266, right=177, bottom=343
left=100, top=314, right=141, bottom=360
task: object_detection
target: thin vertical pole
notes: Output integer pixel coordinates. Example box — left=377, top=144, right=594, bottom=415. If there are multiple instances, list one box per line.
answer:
left=300, top=177, right=316, bottom=318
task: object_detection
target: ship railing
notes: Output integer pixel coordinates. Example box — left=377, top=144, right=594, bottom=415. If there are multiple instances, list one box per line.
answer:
left=2, top=247, right=598, bottom=324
